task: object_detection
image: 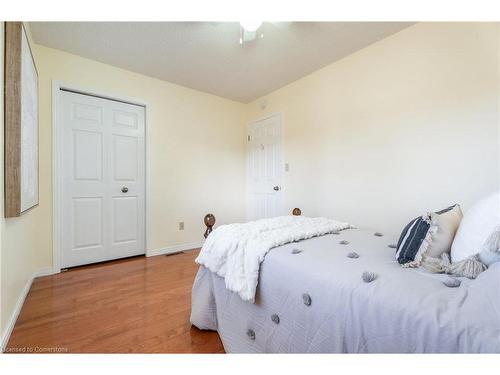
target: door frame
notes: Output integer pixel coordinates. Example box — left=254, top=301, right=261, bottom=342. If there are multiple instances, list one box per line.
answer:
left=51, top=80, right=151, bottom=273
left=246, top=112, right=284, bottom=222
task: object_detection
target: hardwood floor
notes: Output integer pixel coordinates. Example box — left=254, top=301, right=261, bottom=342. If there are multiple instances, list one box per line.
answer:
left=6, top=250, right=225, bottom=353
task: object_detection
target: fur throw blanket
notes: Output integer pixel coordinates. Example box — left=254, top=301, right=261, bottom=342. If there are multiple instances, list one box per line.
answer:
left=196, top=215, right=353, bottom=302
left=421, top=225, right=500, bottom=279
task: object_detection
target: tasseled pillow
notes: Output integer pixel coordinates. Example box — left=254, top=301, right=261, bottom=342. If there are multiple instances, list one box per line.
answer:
left=396, top=204, right=462, bottom=267
left=420, top=253, right=451, bottom=274
left=478, top=226, right=500, bottom=266
left=447, top=255, right=487, bottom=279
left=420, top=253, right=487, bottom=279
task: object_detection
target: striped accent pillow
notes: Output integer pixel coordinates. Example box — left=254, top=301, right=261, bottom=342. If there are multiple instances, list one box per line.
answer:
left=396, top=205, right=457, bottom=266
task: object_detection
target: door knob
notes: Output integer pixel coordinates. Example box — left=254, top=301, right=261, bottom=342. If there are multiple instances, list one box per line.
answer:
left=121, top=186, right=129, bottom=193
left=273, top=186, right=280, bottom=191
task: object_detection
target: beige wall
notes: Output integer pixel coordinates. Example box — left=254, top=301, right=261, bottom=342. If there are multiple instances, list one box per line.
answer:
left=2, top=21, right=500, bottom=345
left=1, top=26, right=247, bottom=341
left=31, top=45, right=247, bottom=270
left=35, top=45, right=249, bottom=268
left=1, top=22, right=44, bottom=345
left=247, top=22, right=500, bottom=235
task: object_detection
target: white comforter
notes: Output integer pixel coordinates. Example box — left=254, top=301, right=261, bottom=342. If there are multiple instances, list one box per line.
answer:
left=195, top=215, right=352, bottom=301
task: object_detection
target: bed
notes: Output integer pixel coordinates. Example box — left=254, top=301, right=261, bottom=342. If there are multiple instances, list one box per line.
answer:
left=190, top=211, right=500, bottom=353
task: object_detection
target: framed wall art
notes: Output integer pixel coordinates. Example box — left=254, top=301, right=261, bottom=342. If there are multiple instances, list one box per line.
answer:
left=4, top=22, right=39, bottom=217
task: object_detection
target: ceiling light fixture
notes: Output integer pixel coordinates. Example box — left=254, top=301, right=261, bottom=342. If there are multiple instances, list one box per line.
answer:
left=239, top=21, right=264, bottom=45
left=239, top=21, right=263, bottom=32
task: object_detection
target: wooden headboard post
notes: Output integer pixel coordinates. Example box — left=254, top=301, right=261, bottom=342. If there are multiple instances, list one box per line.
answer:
left=203, top=209, right=301, bottom=237
left=204, top=214, right=216, bottom=238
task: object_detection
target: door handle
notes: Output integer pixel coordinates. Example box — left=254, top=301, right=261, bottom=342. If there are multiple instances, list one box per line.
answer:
left=121, top=186, right=129, bottom=193
left=273, top=186, right=280, bottom=191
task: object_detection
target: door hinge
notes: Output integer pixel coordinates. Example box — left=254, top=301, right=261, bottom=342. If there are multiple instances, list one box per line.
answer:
left=247, top=135, right=251, bottom=142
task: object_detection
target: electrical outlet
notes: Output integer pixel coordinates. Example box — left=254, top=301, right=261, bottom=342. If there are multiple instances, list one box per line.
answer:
left=179, top=222, right=184, bottom=230
left=285, top=163, right=290, bottom=172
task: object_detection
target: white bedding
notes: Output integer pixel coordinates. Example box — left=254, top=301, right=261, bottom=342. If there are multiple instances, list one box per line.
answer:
left=195, top=216, right=352, bottom=302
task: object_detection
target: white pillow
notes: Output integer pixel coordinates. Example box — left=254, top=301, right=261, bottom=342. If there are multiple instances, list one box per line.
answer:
left=451, top=191, right=500, bottom=263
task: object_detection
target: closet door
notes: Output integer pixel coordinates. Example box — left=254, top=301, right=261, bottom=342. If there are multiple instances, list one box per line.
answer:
left=60, top=90, right=145, bottom=268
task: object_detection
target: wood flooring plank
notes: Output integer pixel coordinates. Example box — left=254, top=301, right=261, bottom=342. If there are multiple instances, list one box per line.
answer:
left=5, top=250, right=224, bottom=353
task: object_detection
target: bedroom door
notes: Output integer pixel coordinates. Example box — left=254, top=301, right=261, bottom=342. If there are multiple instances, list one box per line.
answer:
left=59, top=90, right=145, bottom=268
left=247, top=113, right=283, bottom=221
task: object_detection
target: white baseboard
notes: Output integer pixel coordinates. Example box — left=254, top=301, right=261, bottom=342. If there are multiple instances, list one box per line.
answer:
left=34, top=266, right=57, bottom=277
left=147, top=241, right=204, bottom=257
left=1, top=273, right=35, bottom=352
left=1, top=266, right=57, bottom=352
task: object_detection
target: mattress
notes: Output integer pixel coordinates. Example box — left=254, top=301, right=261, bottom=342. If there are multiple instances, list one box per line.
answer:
left=190, top=228, right=500, bottom=353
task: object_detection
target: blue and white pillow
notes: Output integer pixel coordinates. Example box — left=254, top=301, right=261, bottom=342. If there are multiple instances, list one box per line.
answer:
left=396, top=205, right=461, bottom=266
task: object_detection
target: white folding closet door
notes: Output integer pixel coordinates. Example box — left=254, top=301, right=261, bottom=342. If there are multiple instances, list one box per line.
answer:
left=60, top=90, right=145, bottom=268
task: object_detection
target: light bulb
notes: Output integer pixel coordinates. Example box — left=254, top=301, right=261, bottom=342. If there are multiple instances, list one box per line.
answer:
left=240, top=21, right=263, bottom=32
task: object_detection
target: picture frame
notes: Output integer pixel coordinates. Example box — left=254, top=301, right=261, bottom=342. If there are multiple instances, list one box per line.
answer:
left=4, top=22, right=39, bottom=217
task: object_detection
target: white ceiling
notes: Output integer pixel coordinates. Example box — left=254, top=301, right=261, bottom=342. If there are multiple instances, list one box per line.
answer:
left=30, top=22, right=413, bottom=103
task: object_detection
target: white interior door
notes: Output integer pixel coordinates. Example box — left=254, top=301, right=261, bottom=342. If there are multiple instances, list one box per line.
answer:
left=60, top=90, right=145, bottom=268
left=247, top=114, right=283, bottom=221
